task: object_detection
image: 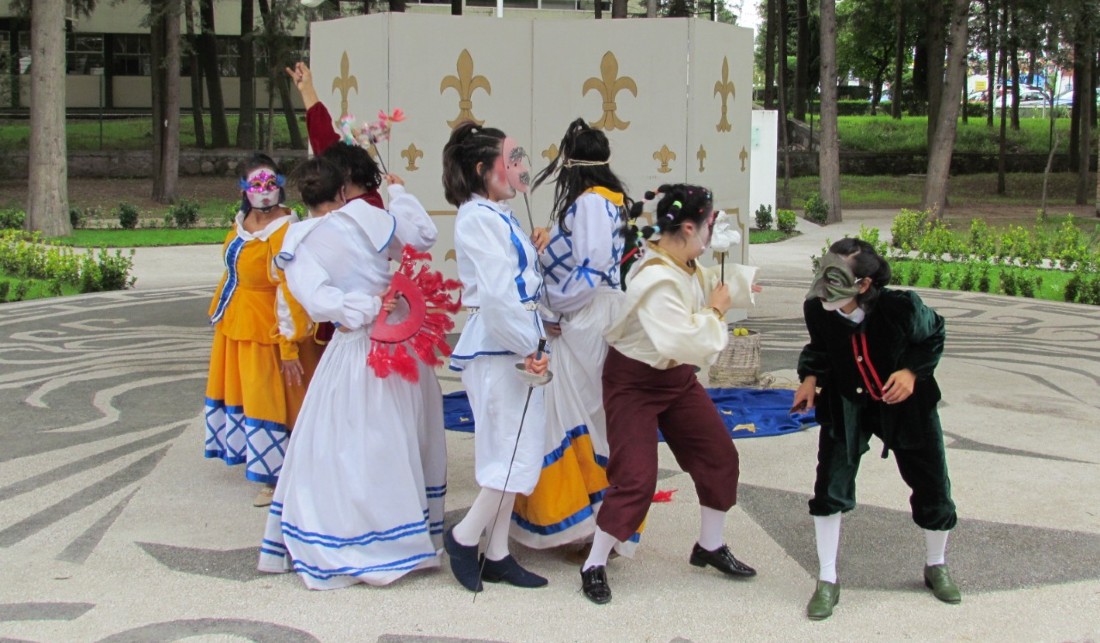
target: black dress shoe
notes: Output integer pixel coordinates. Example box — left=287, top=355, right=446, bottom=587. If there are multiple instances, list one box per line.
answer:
left=443, top=528, right=482, bottom=592
left=482, top=555, right=548, bottom=588
left=689, top=543, right=757, bottom=578
left=580, top=565, right=612, bottom=604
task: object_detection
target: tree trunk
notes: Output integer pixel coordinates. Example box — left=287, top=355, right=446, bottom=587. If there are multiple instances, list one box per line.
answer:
left=793, top=0, right=809, bottom=122
left=237, top=0, right=256, bottom=149
left=1070, top=40, right=1084, bottom=172
left=184, top=0, right=205, bottom=149
left=199, top=0, right=230, bottom=147
left=612, top=0, right=627, bottom=18
left=277, top=74, right=304, bottom=149
left=451, top=0, right=462, bottom=16
left=922, top=0, right=969, bottom=216
left=818, top=0, right=841, bottom=224
left=646, top=0, right=657, bottom=17
left=926, top=0, right=945, bottom=147
left=892, top=0, right=904, bottom=119
left=256, top=0, right=304, bottom=150
left=26, top=0, right=70, bottom=236
left=152, top=0, right=181, bottom=204
left=1008, top=5, right=1019, bottom=131
left=1077, top=26, right=1094, bottom=205
left=984, top=0, right=995, bottom=126
left=389, top=0, right=406, bottom=11
left=996, top=0, right=1007, bottom=195
left=764, top=0, right=776, bottom=109
left=777, top=0, right=791, bottom=207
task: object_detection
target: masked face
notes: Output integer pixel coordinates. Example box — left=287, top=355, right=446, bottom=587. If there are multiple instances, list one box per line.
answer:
left=502, top=137, right=530, bottom=194
left=485, top=154, right=516, bottom=202
left=242, top=169, right=282, bottom=211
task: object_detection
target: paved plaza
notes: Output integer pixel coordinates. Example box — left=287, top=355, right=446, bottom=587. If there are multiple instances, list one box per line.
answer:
left=1, top=211, right=1098, bottom=642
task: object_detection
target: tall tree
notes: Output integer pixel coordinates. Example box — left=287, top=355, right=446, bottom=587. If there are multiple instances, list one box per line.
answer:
left=982, top=0, right=997, bottom=126
left=837, top=0, right=896, bottom=115
left=891, top=0, right=905, bottom=119
left=777, top=0, right=792, bottom=207
left=199, top=0, right=230, bottom=147
left=238, top=0, right=256, bottom=149
left=996, top=0, right=1008, bottom=195
left=925, top=0, right=945, bottom=146
left=257, top=0, right=304, bottom=152
left=923, top=0, right=969, bottom=216
left=1075, top=19, right=1093, bottom=205
left=613, top=0, right=628, bottom=18
left=184, top=0, right=206, bottom=149
left=818, top=0, right=841, bottom=224
left=764, top=0, right=776, bottom=109
left=26, top=0, right=70, bottom=236
left=793, top=0, right=810, bottom=121
left=151, top=0, right=181, bottom=203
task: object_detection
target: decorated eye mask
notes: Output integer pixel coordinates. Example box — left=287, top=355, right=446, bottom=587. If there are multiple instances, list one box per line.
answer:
left=502, top=137, right=530, bottom=194
left=240, top=169, right=284, bottom=211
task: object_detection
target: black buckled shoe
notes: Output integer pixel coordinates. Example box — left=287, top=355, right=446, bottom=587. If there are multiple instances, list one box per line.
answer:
left=482, top=555, right=548, bottom=588
left=443, top=528, right=482, bottom=592
left=689, top=543, right=757, bottom=578
left=580, top=565, right=612, bottom=604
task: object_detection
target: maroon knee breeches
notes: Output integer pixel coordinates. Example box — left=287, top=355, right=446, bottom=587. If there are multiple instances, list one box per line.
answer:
left=596, top=347, right=741, bottom=542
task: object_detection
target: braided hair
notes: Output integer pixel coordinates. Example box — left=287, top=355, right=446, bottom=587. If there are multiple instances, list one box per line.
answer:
left=829, top=237, right=892, bottom=311
left=441, top=121, right=508, bottom=207
left=531, top=117, right=633, bottom=234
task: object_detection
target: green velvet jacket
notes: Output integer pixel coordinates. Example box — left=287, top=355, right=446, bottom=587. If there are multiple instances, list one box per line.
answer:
left=797, top=288, right=946, bottom=461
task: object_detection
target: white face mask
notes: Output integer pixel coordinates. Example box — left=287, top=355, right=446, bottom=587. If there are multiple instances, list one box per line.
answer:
left=821, top=297, right=855, bottom=312
left=243, top=169, right=282, bottom=211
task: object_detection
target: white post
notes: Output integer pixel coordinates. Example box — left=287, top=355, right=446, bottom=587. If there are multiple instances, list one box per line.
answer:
left=496, top=0, right=503, bottom=17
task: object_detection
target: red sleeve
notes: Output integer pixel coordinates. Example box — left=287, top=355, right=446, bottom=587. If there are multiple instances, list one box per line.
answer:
left=351, top=191, right=385, bottom=209
left=306, top=102, right=339, bottom=156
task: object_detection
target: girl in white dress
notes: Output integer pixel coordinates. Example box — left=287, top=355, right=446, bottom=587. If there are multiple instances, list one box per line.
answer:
left=442, top=122, right=550, bottom=592
left=257, top=158, right=446, bottom=590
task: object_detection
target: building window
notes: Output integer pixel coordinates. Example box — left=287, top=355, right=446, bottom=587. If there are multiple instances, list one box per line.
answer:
left=67, top=34, right=104, bottom=74
left=112, top=34, right=151, bottom=76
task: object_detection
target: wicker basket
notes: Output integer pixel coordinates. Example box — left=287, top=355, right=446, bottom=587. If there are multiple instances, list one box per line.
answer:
left=708, top=327, right=761, bottom=388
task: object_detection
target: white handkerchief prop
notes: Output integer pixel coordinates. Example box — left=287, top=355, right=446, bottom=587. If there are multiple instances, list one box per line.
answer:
left=710, top=210, right=742, bottom=284
left=710, top=211, right=741, bottom=252
left=300, top=0, right=325, bottom=7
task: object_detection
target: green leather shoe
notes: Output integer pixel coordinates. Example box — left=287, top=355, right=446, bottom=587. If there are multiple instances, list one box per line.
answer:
left=924, top=564, right=962, bottom=603
left=806, top=580, right=840, bottom=620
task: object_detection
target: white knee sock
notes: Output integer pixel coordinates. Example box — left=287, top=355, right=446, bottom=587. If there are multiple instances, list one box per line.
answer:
left=582, top=528, right=619, bottom=572
left=484, top=492, right=517, bottom=561
left=814, top=513, right=842, bottom=584
left=924, top=529, right=949, bottom=566
left=698, top=505, right=727, bottom=551
left=451, top=487, right=505, bottom=547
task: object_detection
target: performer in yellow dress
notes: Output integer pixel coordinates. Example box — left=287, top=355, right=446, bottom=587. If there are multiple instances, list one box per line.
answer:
left=203, top=154, right=321, bottom=507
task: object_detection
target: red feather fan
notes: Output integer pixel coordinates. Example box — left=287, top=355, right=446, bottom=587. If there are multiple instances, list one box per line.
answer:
left=368, top=245, right=463, bottom=382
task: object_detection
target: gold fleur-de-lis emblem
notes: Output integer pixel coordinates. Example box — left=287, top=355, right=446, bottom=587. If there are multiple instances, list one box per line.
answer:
left=331, top=51, right=358, bottom=118
left=542, top=144, right=559, bottom=162
left=440, top=49, right=491, bottom=128
left=697, top=145, right=707, bottom=172
left=739, top=146, right=749, bottom=172
left=653, top=145, right=676, bottom=174
left=714, top=57, right=735, bottom=133
left=583, top=52, right=637, bottom=131
left=401, top=143, right=424, bottom=171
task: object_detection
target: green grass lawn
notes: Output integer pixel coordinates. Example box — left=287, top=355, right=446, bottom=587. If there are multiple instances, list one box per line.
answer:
left=892, top=259, right=1076, bottom=303
left=749, top=229, right=797, bottom=244
left=0, top=114, right=307, bottom=152
left=50, top=228, right=231, bottom=247
left=0, top=273, right=82, bottom=303
left=837, top=115, right=1069, bottom=154
left=782, top=172, right=1095, bottom=209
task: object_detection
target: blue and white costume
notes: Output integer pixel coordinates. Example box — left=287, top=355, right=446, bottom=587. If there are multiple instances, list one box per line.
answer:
left=257, top=186, right=447, bottom=589
left=510, top=187, right=635, bottom=551
left=450, top=196, right=546, bottom=495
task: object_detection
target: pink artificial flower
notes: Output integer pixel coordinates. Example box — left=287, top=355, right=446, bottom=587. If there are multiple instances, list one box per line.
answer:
left=389, top=108, right=405, bottom=122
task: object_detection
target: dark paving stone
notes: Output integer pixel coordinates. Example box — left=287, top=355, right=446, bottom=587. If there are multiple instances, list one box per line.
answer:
left=137, top=543, right=265, bottom=583
left=0, top=602, right=94, bottom=622
left=57, top=489, right=139, bottom=564
left=95, top=618, right=320, bottom=642
left=739, top=483, right=1100, bottom=593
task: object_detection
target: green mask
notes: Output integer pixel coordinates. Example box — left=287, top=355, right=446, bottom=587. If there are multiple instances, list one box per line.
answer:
left=806, top=252, right=862, bottom=302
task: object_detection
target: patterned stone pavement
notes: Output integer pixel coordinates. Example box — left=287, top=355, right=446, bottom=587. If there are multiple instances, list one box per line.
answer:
left=1, top=228, right=1099, bottom=641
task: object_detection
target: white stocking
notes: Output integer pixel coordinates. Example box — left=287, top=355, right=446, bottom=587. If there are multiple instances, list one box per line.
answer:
left=814, top=513, right=842, bottom=584
left=924, top=529, right=949, bottom=566
left=582, top=528, right=619, bottom=572
left=698, top=505, right=727, bottom=551
left=484, top=492, right=517, bottom=561
left=451, top=487, right=505, bottom=547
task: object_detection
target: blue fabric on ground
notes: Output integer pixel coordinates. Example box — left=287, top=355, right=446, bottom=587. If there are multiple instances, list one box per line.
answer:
left=442, top=388, right=815, bottom=441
